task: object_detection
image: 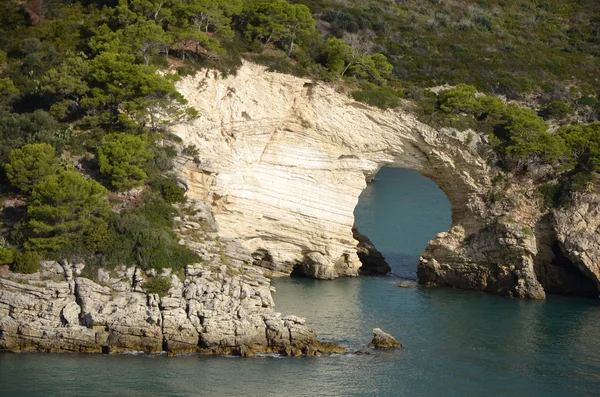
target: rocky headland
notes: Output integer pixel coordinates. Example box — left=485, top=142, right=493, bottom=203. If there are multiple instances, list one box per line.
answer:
left=174, top=63, right=600, bottom=299
left=0, top=255, right=342, bottom=356
left=2, top=62, right=599, bottom=355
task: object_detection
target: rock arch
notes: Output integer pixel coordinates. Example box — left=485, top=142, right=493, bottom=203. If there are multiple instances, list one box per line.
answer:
left=174, top=63, right=597, bottom=299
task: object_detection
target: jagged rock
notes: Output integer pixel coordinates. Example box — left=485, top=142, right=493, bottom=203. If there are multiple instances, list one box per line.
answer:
left=553, top=193, right=600, bottom=294
left=369, top=328, right=403, bottom=349
left=395, top=280, right=418, bottom=288
left=0, top=258, right=344, bottom=356
left=418, top=222, right=546, bottom=299
left=353, top=227, right=390, bottom=275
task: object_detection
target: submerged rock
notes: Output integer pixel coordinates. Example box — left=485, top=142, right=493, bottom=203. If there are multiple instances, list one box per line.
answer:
left=395, top=280, right=419, bottom=288
left=369, top=328, right=403, bottom=349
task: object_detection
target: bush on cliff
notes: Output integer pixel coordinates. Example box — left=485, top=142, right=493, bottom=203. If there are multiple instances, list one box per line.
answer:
left=143, top=276, right=172, bottom=297
left=11, top=251, right=41, bottom=274
left=102, top=194, right=199, bottom=270
left=4, top=143, right=61, bottom=193
left=25, top=171, right=110, bottom=252
left=351, top=87, right=402, bottom=110
left=0, top=246, right=14, bottom=265
left=97, top=133, right=152, bottom=190
left=151, top=176, right=187, bottom=204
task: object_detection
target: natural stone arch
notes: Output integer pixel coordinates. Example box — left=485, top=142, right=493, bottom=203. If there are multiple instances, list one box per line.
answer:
left=175, top=64, right=488, bottom=274
left=174, top=63, right=597, bottom=299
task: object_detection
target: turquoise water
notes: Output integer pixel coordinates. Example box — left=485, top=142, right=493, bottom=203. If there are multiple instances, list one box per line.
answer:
left=1, top=168, right=600, bottom=397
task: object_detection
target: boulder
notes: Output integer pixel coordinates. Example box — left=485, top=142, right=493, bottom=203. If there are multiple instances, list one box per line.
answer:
left=369, top=328, right=403, bottom=349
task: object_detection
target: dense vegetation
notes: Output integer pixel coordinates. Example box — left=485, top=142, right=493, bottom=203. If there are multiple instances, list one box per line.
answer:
left=0, top=0, right=599, bottom=273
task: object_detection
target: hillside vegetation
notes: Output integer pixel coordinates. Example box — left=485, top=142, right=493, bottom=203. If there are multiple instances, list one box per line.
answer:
left=0, top=0, right=599, bottom=272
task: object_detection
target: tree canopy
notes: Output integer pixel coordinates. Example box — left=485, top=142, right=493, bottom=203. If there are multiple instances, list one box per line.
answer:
left=4, top=143, right=61, bottom=192
left=26, top=170, right=110, bottom=252
left=97, top=133, right=153, bottom=190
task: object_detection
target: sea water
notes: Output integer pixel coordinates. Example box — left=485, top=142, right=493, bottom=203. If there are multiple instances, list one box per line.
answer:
left=1, top=168, right=599, bottom=397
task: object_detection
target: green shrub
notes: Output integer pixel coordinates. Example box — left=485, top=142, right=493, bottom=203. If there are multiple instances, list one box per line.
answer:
left=571, top=172, right=595, bottom=192
left=151, top=177, right=187, bottom=203
left=465, top=132, right=474, bottom=145
left=176, top=66, right=197, bottom=77
left=0, top=246, right=14, bottom=265
left=351, top=88, right=401, bottom=110
left=97, top=133, right=152, bottom=190
left=104, top=196, right=199, bottom=271
left=84, top=218, right=113, bottom=253
left=541, top=101, right=574, bottom=120
left=11, top=251, right=41, bottom=274
left=438, top=84, right=480, bottom=115
left=143, top=276, right=171, bottom=297
left=25, top=170, right=110, bottom=252
left=3, top=143, right=61, bottom=192
left=537, top=182, right=568, bottom=209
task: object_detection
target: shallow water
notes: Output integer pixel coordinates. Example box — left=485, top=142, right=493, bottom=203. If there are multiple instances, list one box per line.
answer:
left=1, top=168, right=599, bottom=397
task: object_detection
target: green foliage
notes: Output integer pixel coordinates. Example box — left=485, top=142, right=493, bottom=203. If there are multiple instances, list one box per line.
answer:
left=243, top=0, right=316, bottom=54
left=320, top=37, right=393, bottom=84
left=541, top=101, right=574, bottom=120
left=26, top=170, right=110, bottom=252
left=0, top=246, right=14, bottom=265
left=438, top=84, right=480, bottom=115
left=557, top=123, right=600, bottom=173
left=39, top=53, right=90, bottom=120
left=97, top=133, right=152, bottom=190
left=0, top=110, right=61, bottom=164
left=152, top=177, right=187, bottom=203
left=143, top=276, right=171, bottom=297
left=82, top=52, right=188, bottom=130
left=465, top=132, right=474, bottom=146
left=4, top=143, right=61, bottom=193
left=351, top=88, right=402, bottom=110
left=11, top=251, right=41, bottom=274
left=521, top=226, right=533, bottom=237
left=537, top=182, right=569, bottom=209
left=102, top=194, right=199, bottom=270
left=571, top=172, right=596, bottom=193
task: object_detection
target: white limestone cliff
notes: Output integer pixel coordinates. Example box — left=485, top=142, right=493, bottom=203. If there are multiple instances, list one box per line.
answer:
left=174, top=63, right=491, bottom=280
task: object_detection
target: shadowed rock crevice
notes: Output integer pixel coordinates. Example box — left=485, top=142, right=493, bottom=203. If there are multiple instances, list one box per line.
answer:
left=533, top=215, right=598, bottom=297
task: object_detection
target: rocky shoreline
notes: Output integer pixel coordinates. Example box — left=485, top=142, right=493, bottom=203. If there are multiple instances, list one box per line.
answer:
left=0, top=259, right=344, bottom=356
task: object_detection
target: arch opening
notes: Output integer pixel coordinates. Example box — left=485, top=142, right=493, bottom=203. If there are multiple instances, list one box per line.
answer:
left=353, top=167, right=452, bottom=280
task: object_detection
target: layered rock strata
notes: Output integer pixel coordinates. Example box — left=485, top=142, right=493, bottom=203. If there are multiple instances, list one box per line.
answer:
left=0, top=260, right=343, bottom=356
left=174, top=63, right=491, bottom=281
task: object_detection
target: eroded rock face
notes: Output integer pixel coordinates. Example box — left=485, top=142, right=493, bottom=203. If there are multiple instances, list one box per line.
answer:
left=418, top=221, right=546, bottom=299
left=0, top=261, right=343, bottom=356
left=174, top=63, right=491, bottom=281
left=173, top=63, right=599, bottom=298
left=554, top=193, right=600, bottom=294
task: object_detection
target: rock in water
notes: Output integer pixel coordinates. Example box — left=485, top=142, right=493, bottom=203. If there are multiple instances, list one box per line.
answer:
left=353, top=227, right=391, bottom=275
left=369, top=328, right=403, bottom=349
